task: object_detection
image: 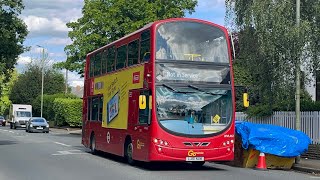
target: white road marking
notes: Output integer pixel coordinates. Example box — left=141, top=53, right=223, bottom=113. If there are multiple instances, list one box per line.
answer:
left=54, top=142, right=72, bottom=147
left=310, top=177, right=320, bottom=179
left=52, top=150, right=86, bottom=156
left=3, top=130, right=8, bottom=132
left=9, top=131, right=14, bottom=133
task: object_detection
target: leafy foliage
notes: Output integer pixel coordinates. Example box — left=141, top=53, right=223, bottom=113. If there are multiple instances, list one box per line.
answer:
left=226, top=0, right=320, bottom=116
left=59, top=0, right=197, bottom=75
left=9, top=64, right=66, bottom=105
left=0, top=0, right=28, bottom=91
left=0, top=70, right=17, bottom=115
left=53, top=98, right=82, bottom=127
left=32, top=93, right=78, bottom=121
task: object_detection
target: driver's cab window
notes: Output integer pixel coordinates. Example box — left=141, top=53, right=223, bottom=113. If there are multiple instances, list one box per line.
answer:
left=139, top=90, right=150, bottom=124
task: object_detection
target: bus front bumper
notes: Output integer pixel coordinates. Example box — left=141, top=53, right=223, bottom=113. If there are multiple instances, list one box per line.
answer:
left=149, top=145, right=234, bottom=162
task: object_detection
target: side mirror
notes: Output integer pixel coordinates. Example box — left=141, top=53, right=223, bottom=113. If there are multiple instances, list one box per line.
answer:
left=139, top=95, right=146, bottom=109
left=243, top=93, right=249, bottom=108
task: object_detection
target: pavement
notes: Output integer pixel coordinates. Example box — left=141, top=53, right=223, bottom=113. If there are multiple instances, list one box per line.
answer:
left=50, top=127, right=82, bottom=135
left=292, top=158, right=320, bottom=174
left=49, top=127, right=320, bottom=175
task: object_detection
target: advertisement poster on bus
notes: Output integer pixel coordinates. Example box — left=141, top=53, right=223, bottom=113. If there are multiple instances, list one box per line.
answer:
left=93, top=65, right=144, bottom=129
left=107, top=92, right=119, bottom=123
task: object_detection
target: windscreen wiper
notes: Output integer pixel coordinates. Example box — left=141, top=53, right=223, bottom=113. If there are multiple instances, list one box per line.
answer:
left=187, top=84, right=227, bottom=95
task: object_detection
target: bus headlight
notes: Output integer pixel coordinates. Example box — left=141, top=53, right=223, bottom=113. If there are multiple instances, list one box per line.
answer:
left=153, top=138, right=169, bottom=146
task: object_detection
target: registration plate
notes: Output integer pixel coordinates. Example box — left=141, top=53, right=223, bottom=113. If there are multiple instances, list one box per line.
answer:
left=36, top=127, right=43, bottom=130
left=21, top=125, right=26, bottom=128
left=186, top=157, right=204, bottom=161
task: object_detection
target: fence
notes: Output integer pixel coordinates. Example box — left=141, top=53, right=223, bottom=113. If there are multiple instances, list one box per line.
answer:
left=235, top=111, right=320, bottom=144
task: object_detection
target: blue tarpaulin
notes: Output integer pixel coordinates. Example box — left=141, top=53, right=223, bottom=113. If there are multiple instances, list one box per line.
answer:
left=235, top=121, right=311, bottom=157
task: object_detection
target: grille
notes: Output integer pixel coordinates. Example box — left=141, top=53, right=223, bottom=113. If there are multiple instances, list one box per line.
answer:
left=33, top=126, right=46, bottom=129
left=19, top=121, right=26, bottom=125
left=183, top=142, right=210, bottom=147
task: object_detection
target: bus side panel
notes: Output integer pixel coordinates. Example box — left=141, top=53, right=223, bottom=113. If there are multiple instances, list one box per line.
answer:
left=97, top=128, right=126, bottom=157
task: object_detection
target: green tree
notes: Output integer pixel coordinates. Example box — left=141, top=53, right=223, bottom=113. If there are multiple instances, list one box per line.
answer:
left=0, top=69, right=18, bottom=115
left=9, top=63, right=66, bottom=106
left=57, top=0, right=197, bottom=75
left=226, top=0, right=320, bottom=116
left=0, top=0, right=28, bottom=92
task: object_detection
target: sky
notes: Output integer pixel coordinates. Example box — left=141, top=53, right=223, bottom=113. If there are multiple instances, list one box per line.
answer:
left=17, top=0, right=226, bottom=87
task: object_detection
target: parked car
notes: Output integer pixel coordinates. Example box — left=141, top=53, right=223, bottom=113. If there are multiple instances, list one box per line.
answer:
left=26, top=117, right=49, bottom=133
left=0, top=116, right=5, bottom=126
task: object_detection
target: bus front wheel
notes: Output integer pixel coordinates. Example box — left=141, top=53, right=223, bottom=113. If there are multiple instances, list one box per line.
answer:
left=125, top=141, right=135, bottom=165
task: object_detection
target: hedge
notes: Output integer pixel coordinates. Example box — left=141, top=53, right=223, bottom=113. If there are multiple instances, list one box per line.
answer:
left=53, top=98, right=82, bottom=127
left=32, top=93, right=78, bottom=122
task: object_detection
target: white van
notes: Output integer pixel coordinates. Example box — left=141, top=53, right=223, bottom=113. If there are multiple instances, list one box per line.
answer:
left=9, top=104, right=32, bottom=129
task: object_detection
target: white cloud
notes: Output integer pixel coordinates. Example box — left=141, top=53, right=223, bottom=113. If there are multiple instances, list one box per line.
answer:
left=23, top=0, right=83, bottom=22
left=68, top=71, right=84, bottom=87
left=45, top=38, right=72, bottom=46
left=23, top=16, right=70, bottom=37
left=17, top=56, right=32, bottom=65
left=21, top=0, right=83, bottom=38
left=197, top=0, right=225, bottom=12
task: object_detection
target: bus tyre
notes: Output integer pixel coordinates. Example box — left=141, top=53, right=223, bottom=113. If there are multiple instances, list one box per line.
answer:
left=191, top=161, right=205, bottom=167
left=125, top=141, right=135, bottom=165
left=90, top=134, right=97, bottom=155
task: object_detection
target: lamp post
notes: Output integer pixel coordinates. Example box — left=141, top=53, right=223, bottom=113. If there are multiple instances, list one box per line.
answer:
left=36, top=45, right=45, bottom=118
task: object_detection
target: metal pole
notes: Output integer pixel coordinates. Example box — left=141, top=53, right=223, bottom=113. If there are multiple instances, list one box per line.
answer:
left=295, top=0, right=301, bottom=131
left=41, top=48, right=44, bottom=118
left=295, top=0, right=301, bottom=164
left=65, top=68, right=68, bottom=94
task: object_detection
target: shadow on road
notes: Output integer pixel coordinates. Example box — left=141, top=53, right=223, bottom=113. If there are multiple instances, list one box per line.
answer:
left=52, top=133, right=81, bottom=137
left=91, top=151, right=226, bottom=171
left=136, top=162, right=226, bottom=171
left=0, top=140, right=17, bottom=146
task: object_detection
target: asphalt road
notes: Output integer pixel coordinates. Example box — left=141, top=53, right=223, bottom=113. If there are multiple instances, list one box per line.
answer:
left=0, top=126, right=315, bottom=180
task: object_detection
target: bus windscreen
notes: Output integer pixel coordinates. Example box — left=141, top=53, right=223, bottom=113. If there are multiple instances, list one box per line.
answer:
left=156, top=21, right=229, bottom=63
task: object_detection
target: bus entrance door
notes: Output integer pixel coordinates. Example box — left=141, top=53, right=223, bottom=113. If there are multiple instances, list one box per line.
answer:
left=129, top=90, right=150, bottom=161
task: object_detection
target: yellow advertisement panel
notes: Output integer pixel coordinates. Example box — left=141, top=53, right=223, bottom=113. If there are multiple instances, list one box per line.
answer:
left=94, top=66, right=144, bottom=129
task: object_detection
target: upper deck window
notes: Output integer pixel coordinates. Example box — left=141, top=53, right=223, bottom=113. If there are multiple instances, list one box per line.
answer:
left=107, top=46, right=116, bottom=73
left=128, top=40, right=139, bottom=66
left=94, top=52, right=102, bottom=76
left=156, top=21, right=229, bottom=63
left=140, top=30, right=150, bottom=62
left=116, top=45, right=127, bottom=70
left=101, top=49, right=107, bottom=74
left=90, top=55, right=94, bottom=78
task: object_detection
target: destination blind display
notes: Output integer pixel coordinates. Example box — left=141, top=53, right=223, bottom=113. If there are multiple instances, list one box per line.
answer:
left=155, top=63, right=230, bottom=84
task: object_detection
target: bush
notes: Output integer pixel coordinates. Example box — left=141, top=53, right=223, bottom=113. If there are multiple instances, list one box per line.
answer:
left=32, top=93, right=78, bottom=122
left=53, top=98, right=82, bottom=127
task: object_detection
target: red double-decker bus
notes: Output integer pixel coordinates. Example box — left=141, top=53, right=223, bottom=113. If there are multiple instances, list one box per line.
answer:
left=82, top=18, right=235, bottom=166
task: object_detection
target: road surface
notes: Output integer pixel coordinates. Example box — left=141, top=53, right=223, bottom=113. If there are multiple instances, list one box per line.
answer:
left=0, top=126, right=315, bottom=180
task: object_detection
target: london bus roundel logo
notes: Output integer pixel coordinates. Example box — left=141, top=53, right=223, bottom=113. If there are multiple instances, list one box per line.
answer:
left=107, top=132, right=110, bottom=144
